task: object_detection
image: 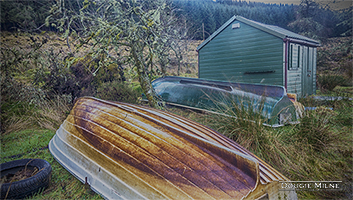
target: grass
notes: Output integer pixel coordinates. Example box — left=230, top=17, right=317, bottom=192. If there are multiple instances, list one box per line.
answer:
left=170, top=95, right=353, bottom=199
left=316, top=86, right=353, bottom=98
left=0, top=129, right=103, bottom=199
left=1, top=96, right=71, bottom=135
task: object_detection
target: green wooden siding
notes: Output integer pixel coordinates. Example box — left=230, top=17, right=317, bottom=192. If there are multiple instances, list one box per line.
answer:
left=198, top=21, right=283, bottom=85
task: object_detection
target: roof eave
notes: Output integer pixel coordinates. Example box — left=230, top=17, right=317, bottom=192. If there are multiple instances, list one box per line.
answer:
left=235, top=16, right=321, bottom=46
left=196, top=15, right=321, bottom=52
left=283, top=37, right=321, bottom=47
left=196, top=15, right=237, bottom=52
left=235, top=16, right=286, bottom=39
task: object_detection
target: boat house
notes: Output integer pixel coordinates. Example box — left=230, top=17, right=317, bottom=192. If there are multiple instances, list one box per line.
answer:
left=197, top=15, right=320, bottom=98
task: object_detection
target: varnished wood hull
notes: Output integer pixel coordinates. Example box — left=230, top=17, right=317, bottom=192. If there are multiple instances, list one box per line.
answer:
left=49, top=97, right=297, bottom=199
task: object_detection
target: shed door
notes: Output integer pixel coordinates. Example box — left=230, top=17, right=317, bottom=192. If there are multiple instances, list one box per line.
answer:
left=302, top=47, right=314, bottom=96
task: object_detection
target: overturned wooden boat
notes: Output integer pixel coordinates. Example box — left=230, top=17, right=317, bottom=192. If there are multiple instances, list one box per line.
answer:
left=49, top=97, right=297, bottom=199
left=148, top=76, right=298, bottom=127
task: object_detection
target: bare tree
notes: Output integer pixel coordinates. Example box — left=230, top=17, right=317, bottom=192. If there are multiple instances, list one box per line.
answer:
left=170, top=17, right=190, bottom=76
left=46, top=0, right=177, bottom=107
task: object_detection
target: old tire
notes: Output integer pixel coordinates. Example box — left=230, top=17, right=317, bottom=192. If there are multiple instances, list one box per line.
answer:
left=0, top=159, right=52, bottom=199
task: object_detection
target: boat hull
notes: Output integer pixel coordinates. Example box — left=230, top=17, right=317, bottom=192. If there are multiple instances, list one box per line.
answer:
left=148, top=76, right=298, bottom=127
left=49, top=97, right=297, bottom=199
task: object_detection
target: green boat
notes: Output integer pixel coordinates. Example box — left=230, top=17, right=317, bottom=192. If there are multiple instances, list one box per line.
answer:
left=148, top=76, right=297, bottom=127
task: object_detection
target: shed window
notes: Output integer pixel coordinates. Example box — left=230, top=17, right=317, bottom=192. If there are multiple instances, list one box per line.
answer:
left=288, top=44, right=300, bottom=70
left=307, top=47, right=313, bottom=72
left=297, top=46, right=300, bottom=69
left=307, top=47, right=310, bottom=71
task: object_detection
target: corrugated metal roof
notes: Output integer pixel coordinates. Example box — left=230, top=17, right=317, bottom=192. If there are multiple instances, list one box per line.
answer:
left=197, top=15, right=320, bottom=51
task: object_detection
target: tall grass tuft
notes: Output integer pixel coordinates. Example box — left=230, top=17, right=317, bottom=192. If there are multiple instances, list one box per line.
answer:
left=205, top=94, right=272, bottom=157
left=295, top=106, right=338, bottom=151
left=1, top=96, right=71, bottom=134
left=193, top=93, right=353, bottom=199
left=34, top=95, right=72, bottom=131
left=333, top=99, right=353, bottom=126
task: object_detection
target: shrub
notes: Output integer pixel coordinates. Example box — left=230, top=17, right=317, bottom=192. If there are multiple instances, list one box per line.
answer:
left=95, top=81, right=140, bottom=104
left=34, top=50, right=95, bottom=103
left=317, top=74, right=347, bottom=92
left=1, top=37, right=72, bottom=134
left=35, top=52, right=128, bottom=103
left=342, top=60, right=353, bottom=84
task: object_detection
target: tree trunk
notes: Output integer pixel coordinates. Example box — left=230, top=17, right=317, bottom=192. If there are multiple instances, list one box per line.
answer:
left=131, top=46, right=159, bottom=108
left=138, top=71, right=158, bottom=108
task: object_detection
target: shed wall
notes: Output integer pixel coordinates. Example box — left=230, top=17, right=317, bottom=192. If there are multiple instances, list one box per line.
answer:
left=198, top=21, right=283, bottom=85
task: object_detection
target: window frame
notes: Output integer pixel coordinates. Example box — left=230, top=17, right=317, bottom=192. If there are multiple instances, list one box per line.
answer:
left=288, top=43, right=301, bottom=71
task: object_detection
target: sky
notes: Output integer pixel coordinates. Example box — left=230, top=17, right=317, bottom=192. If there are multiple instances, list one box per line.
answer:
left=246, top=0, right=352, bottom=10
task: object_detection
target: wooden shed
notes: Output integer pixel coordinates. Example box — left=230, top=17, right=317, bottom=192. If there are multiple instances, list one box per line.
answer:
left=197, top=15, right=320, bottom=98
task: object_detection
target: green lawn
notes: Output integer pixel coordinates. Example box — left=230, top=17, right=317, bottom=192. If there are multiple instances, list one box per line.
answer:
left=1, top=129, right=103, bottom=199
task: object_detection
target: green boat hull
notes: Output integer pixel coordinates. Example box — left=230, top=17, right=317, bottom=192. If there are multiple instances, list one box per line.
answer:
left=148, top=76, right=297, bottom=127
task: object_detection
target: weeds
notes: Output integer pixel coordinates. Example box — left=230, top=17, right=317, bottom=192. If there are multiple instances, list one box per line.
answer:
left=1, top=96, right=71, bottom=134
left=0, top=33, right=140, bottom=134
left=333, top=99, right=353, bottom=127
left=33, top=96, right=72, bottom=131
left=317, top=74, right=348, bottom=92
left=296, top=106, right=338, bottom=151
left=210, top=103, right=268, bottom=153
left=186, top=94, right=353, bottom=199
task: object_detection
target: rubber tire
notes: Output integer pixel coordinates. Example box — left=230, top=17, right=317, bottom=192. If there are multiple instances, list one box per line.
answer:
left=1, top=159, right=52, bottom=199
